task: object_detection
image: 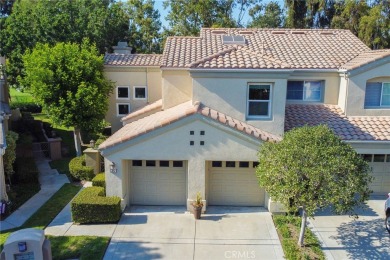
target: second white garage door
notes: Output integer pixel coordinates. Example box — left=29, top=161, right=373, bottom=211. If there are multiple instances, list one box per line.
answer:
left=208, top=161, right=265, bottom=206
left=130, top=160, right=186, bottom=205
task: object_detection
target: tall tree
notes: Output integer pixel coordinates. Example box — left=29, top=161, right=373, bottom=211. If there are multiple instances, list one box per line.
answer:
left=125, top=0, right=162, bottom=53
left=358, top=3, right=390, bottom=49
left=256, top=125, right=372, bottom=246
left=20, top=40, right=114, bottom=156
left=163, top=0, right=241, bottom=36
left=284, top=0, right=308, bottom=28
left=248, top=1, right=283, bottom=28
left=331, top=0, right=370, bottom=35
left=0, top=0, right=128, bottom=88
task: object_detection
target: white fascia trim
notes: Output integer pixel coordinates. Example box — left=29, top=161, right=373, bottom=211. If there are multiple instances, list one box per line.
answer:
left=160, top=67, right=189, bottom=71
left=104, top=65, right=160, bottom=68
left=189, top=68, right=294, bottom=73
left=345, top=140, right=390, bottom=144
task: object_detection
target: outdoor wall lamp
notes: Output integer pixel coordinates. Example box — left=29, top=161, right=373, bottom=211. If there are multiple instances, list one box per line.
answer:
left=110, top=162, right=117, bottom=173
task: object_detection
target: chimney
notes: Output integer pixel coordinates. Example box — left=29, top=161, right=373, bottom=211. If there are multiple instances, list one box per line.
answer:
left=113, top=42, right=132, bottom=54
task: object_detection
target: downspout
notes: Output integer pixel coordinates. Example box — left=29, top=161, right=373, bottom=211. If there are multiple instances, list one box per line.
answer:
left=344, top=71, right=349, bottom=115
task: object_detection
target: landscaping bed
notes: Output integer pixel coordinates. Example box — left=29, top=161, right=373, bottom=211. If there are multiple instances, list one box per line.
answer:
left=273, top=215, right=325, bottom=260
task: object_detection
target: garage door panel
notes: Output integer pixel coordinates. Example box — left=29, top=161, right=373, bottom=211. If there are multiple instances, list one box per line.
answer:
left=369, top=162, right=390, bottom=194
left=209, top=163, right=264, bottom=206
left=130, top=161, right=186, bottom=206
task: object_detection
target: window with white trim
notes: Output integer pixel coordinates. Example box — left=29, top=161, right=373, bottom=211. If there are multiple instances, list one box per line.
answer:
left=247, top=83, right=271, bottom=118
left=117, top=103, right=130, bottom=116
left=116, top=86, right=130, bottom=99
left=287, top=81, right=323, bottom=101
left=365, top=82, right=390, bottom=108
left=133, top=86, right=147, bottom=100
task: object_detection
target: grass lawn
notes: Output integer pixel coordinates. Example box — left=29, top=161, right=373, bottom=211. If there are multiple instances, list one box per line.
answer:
left=9, top=88, right=35, bottom=103
left=49, top=158, right=72, bottom=176
left=273, top=215, right=325, bottom=260
left=49, top=235, right=110, bottom=260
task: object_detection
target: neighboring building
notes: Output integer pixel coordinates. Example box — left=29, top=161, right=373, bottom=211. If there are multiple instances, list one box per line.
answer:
left=100, top=29, right=390, bottom=212
left=1, top=56, right=11, bottom=202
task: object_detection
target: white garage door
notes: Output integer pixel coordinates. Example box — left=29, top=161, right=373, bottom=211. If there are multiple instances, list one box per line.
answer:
left=208, top=161, right=265, bottom=206
left=130, top=160, right=186, bottom=205
left=363, top=154, right=390, bottom=194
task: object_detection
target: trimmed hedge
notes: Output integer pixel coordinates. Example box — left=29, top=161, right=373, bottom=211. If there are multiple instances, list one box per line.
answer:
left=92, top=173, right=105, bottom=189
left=10, top=102, right=42, bottom=113
left=71, top=187, right=121, bottom=224
left=69, top=156, right=94, bottom=181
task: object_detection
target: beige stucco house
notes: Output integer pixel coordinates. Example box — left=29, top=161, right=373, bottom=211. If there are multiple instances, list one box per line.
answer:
left=100, top=28, right=390, bottom=212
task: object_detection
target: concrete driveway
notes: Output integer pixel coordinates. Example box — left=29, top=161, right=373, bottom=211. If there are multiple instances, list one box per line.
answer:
left=309, top=195, right=390, bottom=260
left=104, top=206, right=284, bottom=260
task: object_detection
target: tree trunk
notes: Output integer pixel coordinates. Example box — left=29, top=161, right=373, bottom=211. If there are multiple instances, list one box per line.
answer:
left=298, top=205, right=307, bottom=247
left=73, top=128, right=82, bottom=157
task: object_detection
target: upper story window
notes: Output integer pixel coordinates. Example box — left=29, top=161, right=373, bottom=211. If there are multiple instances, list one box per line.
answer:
left=365, top=82, right=390, bottom=108
left=133, top=86, right=147, bottom=100
left=117, top=86, right=130, bottom=99
left=247, top=83, right=271, bottom=118
left=287, top=81, right=323, bottom=102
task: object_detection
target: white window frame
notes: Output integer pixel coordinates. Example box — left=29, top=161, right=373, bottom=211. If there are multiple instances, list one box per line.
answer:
left=380, top=82, right=390, bottom=107
left=116, top=103, right=130, bottom=116
left=116, top=86, right=130, bottom=100
left=247, top=83, right=272, bottom=119
left=133, top=86, right=147, bottom=100
left=286, top=80, right=323, bottom=102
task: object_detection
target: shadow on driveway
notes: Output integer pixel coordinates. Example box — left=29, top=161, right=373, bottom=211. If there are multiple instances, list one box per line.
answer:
left=331, top=218, right=390, bottom=259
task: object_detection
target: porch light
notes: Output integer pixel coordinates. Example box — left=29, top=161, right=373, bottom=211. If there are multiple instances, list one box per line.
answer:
left=18, top=242, right=27, bottom=252
left=110, top=162, right=117, bottom=173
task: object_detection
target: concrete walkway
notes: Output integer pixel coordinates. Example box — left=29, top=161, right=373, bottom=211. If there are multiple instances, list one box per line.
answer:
left=308, top=195, right=390, bottom=260
left=0, top=155, right=69, bottom=231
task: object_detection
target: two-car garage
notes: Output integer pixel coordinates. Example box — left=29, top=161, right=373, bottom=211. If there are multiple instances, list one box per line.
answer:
left=128, top=160, right=265, bottom=207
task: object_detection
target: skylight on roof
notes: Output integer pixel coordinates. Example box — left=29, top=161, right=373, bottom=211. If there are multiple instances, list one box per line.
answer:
left=222, top=35, right=246, bottom=45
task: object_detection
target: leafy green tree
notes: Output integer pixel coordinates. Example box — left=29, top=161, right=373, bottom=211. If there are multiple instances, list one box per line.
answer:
left=20, top=40, right=114, bottom=156
left=256, top=125, right=372, bottom=246
left=331, top=0, right=370, bottom=35
left=359, top=3, right=390, bottom=49
left=248, top=1, right=283, bottom=28
left=0, top=0, right=14, bottom=17
left=284, top=0, right=308, bottom=28
left=0, top=0, right=128, bottom=88
left=3, top=131, right=18, bottom=186
left=164, top=0, right=240, bottom=36
left=125, top=0, right=162, bottom=53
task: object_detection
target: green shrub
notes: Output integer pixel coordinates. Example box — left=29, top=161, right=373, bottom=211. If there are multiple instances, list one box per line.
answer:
left=10, top=102, right=42, bottom=113
left=92, top=173, right=105, bottom=189
left=71, top=187, right=121, bottom=224
left=69, top=156, right=94, bottom=181
left=14, top=157, right=39, bottom=184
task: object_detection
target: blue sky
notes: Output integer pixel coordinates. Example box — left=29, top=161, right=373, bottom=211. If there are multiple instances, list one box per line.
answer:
left=153, top=0, right=285, bottom=28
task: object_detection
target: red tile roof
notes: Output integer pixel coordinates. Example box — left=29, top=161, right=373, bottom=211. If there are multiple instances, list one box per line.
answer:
left=99, top=101, right=281, bottom=150
left=104, top=53, right=162, bottom=66
left=162, top=28, right=370, bottom=69
left=121, top=99, right=162, bottom=122
left=285, top=104, right=390, bottom=141
left=340, top=50, right=390, bottom=70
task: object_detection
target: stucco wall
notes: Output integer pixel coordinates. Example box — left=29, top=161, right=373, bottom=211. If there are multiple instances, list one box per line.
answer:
left=346, top=62, right=390, bottom=116
left=191, top=71, right=289, bottom=136
left=287, top=71, right=340, bottom=105
left=102, top=117, right=262, bottom=206
left=162, top=70, right=192, bottom=109
left=104, top=67, right=162, bottom=132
